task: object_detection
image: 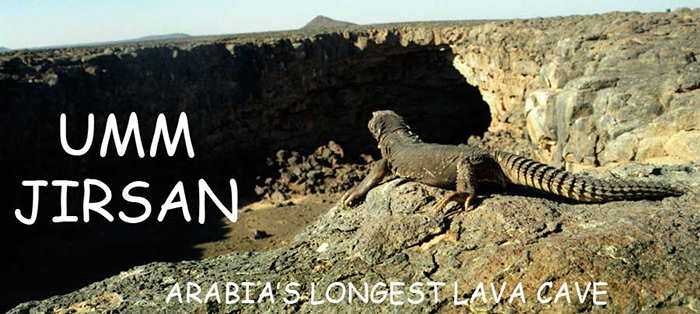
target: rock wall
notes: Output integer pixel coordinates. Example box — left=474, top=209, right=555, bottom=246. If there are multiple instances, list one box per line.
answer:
left=446, top=8, right=700, bottom=169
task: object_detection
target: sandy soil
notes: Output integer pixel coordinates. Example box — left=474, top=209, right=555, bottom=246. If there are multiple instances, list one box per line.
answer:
left=195, top=193, right=337, bottom=256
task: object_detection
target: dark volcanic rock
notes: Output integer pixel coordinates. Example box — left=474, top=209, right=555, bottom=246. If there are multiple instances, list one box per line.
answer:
left=301, top=15, right=356, bottom=30
left=257, top=141, right=371, bottom=199
left=11, top=163, right=700, bottom=313
left=253, top=229, right=272, bottom=240
left=4, top=9, right=700, bottom=313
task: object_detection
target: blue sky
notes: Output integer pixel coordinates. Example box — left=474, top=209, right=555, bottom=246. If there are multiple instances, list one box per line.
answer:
left=1, top=0, right=697, bottom=49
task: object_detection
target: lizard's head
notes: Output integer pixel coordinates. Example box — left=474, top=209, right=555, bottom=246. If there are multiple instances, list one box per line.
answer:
left=368, top=110, right=409, bottom=141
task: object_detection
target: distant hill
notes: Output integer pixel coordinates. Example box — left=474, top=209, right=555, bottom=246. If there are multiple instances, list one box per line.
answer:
left=0, top=47, right=11, bottom=52
left=301, top=15, right=356, bottom=30
left=135, top=33, right=191, bottom=41
left=25, top=33, right=191, bottom=50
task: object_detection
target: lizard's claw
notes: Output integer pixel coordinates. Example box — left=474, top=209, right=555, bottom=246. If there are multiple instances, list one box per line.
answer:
left=463, top=195, right=476, bottom=212
left=433, top=197, right=452, bottom=214
left=340, top=190, right=357, bottom=209
left=434, top=192, right=475, bottom=216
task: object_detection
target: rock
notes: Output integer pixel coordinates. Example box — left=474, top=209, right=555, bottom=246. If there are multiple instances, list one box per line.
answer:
left=254, top=185, right=267, bottom=196
left=255, top=142, right=370, bottom=200
left=356, top=214, right=444, bottom=264
left=664, top=130, right=700, bottom=161
left=289, top=165, right=303, bottom=177
left=275, top=149, right=288, bottom=164
left=599, top=132, right=638, bottom=164
left=316, top=145, right=332, bottom=160
left=540, top=61, right=569, bottom=88
left=513, top=60, right=539, bottom=76
left=306, top=169, right=322, bottom=181
left=453, top=10, right=699, bottom=167
left=564, top=75, right=618, bottom=91
left=307, top=155, right=319, bottom=168
left=270, top=190, right=287, bottom=202
left=679, top=70, right=700, bottom=92
left=552, top=89, right=595, bottom=166
left=315, top=140, right=344, bottom=161
left=252, top=230, right=272, bottom=240
left=12, top=163, right=699, bottom=313
left=287, top=155, right=299, bottom=166
left=670, top=90, right=700, bottom=110
left=525, top=89, right=557, bottom=144
left=637, top=137, right=668, bottom=160
left=556, top=90, right=595, bottom=127
left=563, top=116, right=598, bottom=165
left=326, top=140, right=344, bottom=157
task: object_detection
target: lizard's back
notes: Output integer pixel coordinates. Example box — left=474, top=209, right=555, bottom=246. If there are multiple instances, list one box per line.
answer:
left=388, top=143, right=480, bottom=189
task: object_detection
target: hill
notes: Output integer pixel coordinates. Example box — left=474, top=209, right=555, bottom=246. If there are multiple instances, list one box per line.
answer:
left=301, top=15, right=355, bottom=30
left=135, top=33, right=191, bottom=41
left=24, top=33, right=191, bottom=50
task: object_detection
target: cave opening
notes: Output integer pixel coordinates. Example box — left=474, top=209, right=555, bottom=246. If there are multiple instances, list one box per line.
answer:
left=230, top=39, right=494, bottom=195
left=248, top=41, right=492, bottom=163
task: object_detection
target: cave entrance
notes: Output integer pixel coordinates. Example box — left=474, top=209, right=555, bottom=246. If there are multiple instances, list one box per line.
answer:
left=254, top=41, right=492, bottom=162
left=345, top=43, right=492, bottom=155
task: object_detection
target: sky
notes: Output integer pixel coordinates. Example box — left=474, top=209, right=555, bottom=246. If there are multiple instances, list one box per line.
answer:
left=1, top=0, right=697, bottom=49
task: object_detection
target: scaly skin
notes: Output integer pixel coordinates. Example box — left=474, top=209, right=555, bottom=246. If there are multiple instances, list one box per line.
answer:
left=341, top=110, right=683, bottom=212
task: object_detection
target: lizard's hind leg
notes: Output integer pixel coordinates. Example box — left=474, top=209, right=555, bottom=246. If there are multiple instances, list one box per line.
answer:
left=433, top=159, right=478, bottom=214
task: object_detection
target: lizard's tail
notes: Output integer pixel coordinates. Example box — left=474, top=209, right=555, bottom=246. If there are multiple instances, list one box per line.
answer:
left=490, top=151, right=683, bottom=202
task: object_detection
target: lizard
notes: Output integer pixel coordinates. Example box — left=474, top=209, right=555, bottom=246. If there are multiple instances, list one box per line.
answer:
left=341, top=110, right=684, bottom=212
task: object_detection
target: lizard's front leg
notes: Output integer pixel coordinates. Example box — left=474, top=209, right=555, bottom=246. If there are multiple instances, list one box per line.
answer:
left=434, top=159, right=478, bottom=214
left=341, top=158, right=389, bottom=208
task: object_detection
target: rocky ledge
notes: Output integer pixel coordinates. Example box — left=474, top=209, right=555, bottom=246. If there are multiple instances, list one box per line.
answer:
left=11, top=162, right=700, bottom=313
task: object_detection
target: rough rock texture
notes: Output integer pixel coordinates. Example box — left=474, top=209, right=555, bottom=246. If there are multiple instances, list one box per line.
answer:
left=450, top=8, right=700, bottom=169
left=11, top=163, right=700, bottom=313
left=255, top=141, right=372, bottom=198
left=5, top=9, right=700, bottom=313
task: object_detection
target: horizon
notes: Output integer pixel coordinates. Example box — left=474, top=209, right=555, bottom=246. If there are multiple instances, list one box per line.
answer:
left=1, top=0, right=697, bottom=50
